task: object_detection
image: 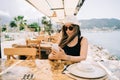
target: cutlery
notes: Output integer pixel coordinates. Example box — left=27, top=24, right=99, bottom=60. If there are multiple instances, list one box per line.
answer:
left=22, top=73, right=34, bottom=80
left=62, top=65, right=70, bottom=74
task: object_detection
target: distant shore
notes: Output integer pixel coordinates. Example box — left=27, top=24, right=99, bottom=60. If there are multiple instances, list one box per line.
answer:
left=81, top=29, right=120, bottom=33
left=88, top=44, right=119, bottom=61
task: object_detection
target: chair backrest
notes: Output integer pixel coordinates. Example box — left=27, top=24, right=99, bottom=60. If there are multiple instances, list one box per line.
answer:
left=37, top=35, right=48, bottom=41
left=26, top=39, right=41, bottom=47
left=49, top=35, right=61, bottom=43
left=4, top=48, right=37, bottom=60
left=26, top=39, right=41, bottom=58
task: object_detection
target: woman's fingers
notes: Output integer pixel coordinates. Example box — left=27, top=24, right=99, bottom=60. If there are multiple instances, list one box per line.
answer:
left=51, top=49, right=57, bottom=55
left=50, top=48, right=64, bottom=60
left=52, top=49, right=56, bottom=53
left=59, top=48, right=65, bottom=55
left=59, top=47, right=62, bottom=50
left=59, top=47, right=64, bottom=52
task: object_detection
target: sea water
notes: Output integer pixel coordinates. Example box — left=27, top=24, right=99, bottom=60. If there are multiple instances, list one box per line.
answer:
left=82, top=30, right=120, bottom=59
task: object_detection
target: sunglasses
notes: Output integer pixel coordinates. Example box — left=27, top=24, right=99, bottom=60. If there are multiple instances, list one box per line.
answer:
left=63, top=25, right=74, bottom=31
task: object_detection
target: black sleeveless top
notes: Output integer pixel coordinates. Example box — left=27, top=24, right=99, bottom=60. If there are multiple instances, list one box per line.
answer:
left=63, top=37, right=83, bottom=56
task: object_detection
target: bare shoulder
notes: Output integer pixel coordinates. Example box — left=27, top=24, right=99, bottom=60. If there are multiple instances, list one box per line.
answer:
left=81, top=37, right=88, bottom=44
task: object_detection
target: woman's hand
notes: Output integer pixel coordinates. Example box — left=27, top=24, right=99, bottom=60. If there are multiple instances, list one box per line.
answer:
left=48, top=47, right=67, bottom=60
left=57, top=48, right=67, bottom=60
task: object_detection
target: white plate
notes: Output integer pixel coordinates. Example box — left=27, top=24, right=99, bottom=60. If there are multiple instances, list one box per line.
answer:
left=67, top=63, right=107, bottom=79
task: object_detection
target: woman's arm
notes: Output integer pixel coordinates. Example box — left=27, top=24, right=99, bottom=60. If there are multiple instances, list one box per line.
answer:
left=48, top=37, right=88, bottom=62
left=62, top=37, right=88, bottom=62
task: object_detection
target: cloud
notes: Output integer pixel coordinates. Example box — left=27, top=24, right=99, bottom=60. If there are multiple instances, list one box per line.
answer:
left=0, top=0, right=44, bottom=19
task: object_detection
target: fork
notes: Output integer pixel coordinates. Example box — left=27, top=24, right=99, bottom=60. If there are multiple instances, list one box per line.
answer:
left=22, top=73, right=34, bottom=80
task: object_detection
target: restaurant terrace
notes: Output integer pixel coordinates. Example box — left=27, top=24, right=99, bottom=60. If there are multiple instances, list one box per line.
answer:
left=0, top=0, right=120, bottom=80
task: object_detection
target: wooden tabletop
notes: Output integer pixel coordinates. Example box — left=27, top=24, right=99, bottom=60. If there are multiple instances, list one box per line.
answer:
left=0, top=59, right=73, bottom=80
left=0, top=59, right=119, bottom=80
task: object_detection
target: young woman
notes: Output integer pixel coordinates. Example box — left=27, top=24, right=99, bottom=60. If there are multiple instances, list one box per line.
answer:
left=49, top=16, right=88, bottom=62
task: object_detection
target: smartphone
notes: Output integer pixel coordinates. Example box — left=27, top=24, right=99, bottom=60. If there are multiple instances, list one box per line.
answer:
left=52, top=44, right=59, bottom=52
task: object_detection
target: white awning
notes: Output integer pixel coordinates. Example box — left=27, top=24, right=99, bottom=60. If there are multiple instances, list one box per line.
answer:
left=26, top=0, right=85, bottom=23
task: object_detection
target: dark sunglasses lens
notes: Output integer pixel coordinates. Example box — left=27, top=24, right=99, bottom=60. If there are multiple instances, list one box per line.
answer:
left=69, top=26, right=73, bottom=31
left=64, top=25, right=73, bottom=31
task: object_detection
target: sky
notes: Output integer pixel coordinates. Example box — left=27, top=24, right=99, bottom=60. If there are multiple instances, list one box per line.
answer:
left=77, top=0, right=120, bottom=19
left=0, top=0, right=120, bottom=20
left=0, top=0, right=44, bottom=19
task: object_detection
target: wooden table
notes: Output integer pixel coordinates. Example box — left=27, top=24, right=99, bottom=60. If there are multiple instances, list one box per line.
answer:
left=0, top=59, right=119, bottom=80
left=0, top=59, right=73, bottom=80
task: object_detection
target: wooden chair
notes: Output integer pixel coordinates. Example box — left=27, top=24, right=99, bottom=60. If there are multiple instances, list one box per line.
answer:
left=4, top=48, right=37, bottom=60
left=26, top=39, right=41, bottom=58
left=49, top=35, right=61, bottom=43
left=37, top=35, right=46, bottom=41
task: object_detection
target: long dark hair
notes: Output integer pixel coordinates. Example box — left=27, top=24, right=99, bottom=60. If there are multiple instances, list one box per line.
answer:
left=59, top=24, right=81, bottom=48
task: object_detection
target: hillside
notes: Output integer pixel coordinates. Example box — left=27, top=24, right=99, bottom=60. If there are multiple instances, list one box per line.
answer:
left=79, top=18, right=120, bottom=30
left=1, top=15, right=120, bottom=30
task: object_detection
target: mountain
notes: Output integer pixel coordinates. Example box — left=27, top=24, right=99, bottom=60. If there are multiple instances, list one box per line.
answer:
left=79, top=18, right=120, bottom=30
left=1, top=16, right=120, bottom=30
